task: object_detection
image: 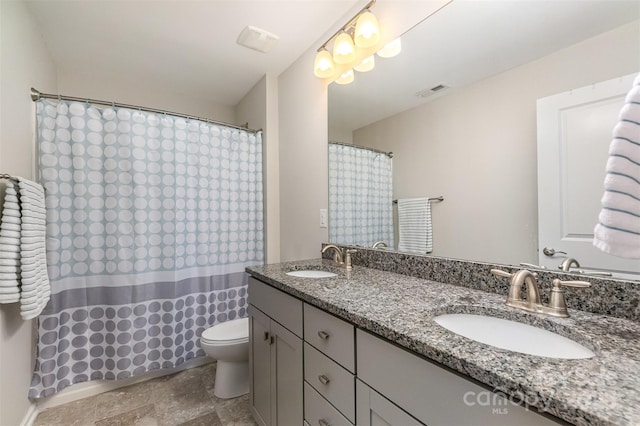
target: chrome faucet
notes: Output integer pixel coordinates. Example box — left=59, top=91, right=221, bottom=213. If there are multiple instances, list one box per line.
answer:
left=492, top=269, right=541, bottom=310
left=491, top=268, right=591, bottom=317
left=321, top=245, right=357, bottom=270
left=322, top=244, right=343, bottom=264
left=559, top=257, right=580, bottom=271
left=371, top=241, right=387, bottom=249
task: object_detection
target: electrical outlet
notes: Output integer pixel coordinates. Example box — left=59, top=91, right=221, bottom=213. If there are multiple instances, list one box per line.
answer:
left=320, top=209, right=328, bottom=228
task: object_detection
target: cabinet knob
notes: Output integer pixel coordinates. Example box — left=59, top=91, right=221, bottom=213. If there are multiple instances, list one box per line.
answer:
left=264, top=332, right=269, bottom=341
left=319, top=419, right=331, bottom=426
left=318, top=374, right=330, bottom=385
left=317, top=330, right=330, bottom=340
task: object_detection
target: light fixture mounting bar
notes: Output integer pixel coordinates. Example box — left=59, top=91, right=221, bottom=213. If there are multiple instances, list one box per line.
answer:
left=318, top=0, right=376, bottom=51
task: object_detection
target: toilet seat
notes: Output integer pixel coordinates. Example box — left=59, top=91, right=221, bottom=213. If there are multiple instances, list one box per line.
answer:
left=201, top=317, right=248, bottom=345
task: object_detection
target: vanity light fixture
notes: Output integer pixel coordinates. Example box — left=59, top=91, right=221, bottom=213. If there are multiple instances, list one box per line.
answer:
left=333, top=31, right=357, bottom=64
left=354, top=10, right=380, bottom=48
left=354, top=55, right=375, bottom=72
left=313, top=0, right=379, bottom=81
left=377, top=37, right=402, bottom=58
left=313, top=48, right=336, bottom=78
left=335, top=69, right=355, bottom=85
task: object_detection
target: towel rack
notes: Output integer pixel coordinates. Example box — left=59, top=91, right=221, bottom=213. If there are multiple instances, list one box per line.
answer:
left=393, top=196, right=444, bottom=205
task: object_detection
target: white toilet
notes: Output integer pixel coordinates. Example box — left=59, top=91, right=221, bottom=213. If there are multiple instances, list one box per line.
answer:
left=200, top=317, right=249, bottom=399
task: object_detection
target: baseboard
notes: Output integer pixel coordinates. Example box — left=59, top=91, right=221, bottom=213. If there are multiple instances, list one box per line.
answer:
left=34, top=357, right=213, bottom=414
left=19, top=402, right=39, bottom=426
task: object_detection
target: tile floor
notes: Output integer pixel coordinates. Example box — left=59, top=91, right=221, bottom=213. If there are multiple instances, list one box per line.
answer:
left=33, top=363, right=257, bottom=426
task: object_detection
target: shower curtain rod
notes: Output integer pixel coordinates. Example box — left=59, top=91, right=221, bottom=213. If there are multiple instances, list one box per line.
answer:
left=329, top=140, right=393, bottom=158
left=30, top=88, right=261, bottom=134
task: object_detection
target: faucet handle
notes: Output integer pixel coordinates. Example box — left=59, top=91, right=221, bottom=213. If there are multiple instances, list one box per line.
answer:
left=344, top=249, right=357, bottom=270
left=552, top=278, right=591, bottom=289
left=519, top=262, right=546, bottom=269
left=547, top=278, right=591, bottom=317
left=490, top=269, right=513, bottom=279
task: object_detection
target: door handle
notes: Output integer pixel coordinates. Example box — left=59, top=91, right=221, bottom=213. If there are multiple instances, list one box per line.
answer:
left=543, top=247, right=567, bottom=257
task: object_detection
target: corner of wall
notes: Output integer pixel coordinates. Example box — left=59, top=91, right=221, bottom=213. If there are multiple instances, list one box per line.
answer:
left=234, top=75, right=282, bottom=264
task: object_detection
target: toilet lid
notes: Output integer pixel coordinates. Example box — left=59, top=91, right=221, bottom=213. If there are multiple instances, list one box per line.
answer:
left=201, top=317, right=248, bottom=342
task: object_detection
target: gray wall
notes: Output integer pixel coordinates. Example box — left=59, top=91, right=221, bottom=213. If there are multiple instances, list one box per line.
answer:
left=0, top=2, right=58, bottom=424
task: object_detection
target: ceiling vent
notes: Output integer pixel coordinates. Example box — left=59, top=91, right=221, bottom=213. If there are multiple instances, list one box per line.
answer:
left=415, top=84, right=449, bottom=98
left=237, top=26, right=279, bottom=53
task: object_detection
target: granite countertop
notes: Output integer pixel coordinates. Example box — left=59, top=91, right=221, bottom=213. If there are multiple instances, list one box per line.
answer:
left=246, top=259, right=640, bottom=426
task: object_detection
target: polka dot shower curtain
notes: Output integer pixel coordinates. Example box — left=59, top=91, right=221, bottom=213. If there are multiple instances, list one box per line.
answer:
left=328, top=143, right=393, bottom=248
left=29, top=99, right=264, bottom=398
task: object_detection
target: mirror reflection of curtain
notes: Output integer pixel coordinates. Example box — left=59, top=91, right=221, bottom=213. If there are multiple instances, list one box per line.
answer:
left=328, top=142, right=393, bottom=248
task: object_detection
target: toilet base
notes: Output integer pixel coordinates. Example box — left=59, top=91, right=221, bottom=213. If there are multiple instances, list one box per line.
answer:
left=214, top=360, right=249, bottom=399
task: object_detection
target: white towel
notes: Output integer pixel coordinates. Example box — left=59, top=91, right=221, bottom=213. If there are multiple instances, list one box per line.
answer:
left=16, top=177, right=50, bottom=320
left=593, top=73, right=640, bottom=259
left=397, top=198, right=433, bottom=254
left=0, top=179, right=21, bottom=303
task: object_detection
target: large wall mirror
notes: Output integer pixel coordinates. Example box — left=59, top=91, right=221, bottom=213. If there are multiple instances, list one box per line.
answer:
left=328, top=0, right=640, bottom=279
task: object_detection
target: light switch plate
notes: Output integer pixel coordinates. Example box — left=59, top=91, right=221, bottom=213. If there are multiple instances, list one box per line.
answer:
left=320, top=209, right=328, bottom=228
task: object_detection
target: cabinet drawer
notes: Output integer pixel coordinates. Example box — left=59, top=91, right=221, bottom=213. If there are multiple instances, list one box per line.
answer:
left=305, top=382, right=353, bottom=426
left=304, top=343, right=355, bottom=422
left=249, top=276, right=303, bottom=337
left=357, top=330, right=562, bottom=426
left=304, top=303, right=355, bottom=372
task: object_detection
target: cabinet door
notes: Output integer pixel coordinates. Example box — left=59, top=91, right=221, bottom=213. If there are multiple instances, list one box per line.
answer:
left=356, top=379, right=423, bottom=426
left=271, top=320, right=303, bottom=426
left=357, top=330, right=563, bottom=425
left=250, top=306, right=272, bottom=426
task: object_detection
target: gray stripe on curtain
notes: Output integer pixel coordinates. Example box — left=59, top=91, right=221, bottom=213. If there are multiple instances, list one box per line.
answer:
left=41, top=272, right=247, bottom=313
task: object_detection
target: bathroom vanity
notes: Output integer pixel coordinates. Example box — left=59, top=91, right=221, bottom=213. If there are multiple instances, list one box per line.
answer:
left=246, top=259, right=640, bottom=426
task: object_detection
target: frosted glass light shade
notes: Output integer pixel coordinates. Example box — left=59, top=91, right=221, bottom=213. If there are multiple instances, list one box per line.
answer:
left=314, top=49, right=335, bottom=78
left=335, top=69, right=354, bottom=85
left=354, top=11, right=380, bottom=48
left=354, top=55, right=375, bottom=72
left=333, top=32, right=356, bottom=64
left=377, top=38, right=402, bottom=58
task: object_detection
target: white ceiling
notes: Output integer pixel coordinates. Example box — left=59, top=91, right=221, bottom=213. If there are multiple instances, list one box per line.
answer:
left=26, top=0, right=360, bottom=106
left=329, top=0, right=640, bottom=134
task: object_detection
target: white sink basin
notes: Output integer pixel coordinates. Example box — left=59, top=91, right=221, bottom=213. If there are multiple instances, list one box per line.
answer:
left=286, top=270, right=337, bottom=278
left=434, top=314, right=594, bottom=359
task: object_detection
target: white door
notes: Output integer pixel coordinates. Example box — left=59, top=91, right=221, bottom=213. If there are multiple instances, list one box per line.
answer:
left=537, top=72, right=640, bottom=275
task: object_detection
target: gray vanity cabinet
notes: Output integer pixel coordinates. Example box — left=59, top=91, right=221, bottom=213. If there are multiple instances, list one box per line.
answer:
left=248, top=276, right=563, bottom=426
left=356, top=379, right=422, bottom=426
left=248, top=277, right=303, bottom=426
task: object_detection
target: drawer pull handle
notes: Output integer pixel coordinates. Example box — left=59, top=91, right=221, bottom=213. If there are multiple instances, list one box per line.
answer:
left=317, top=330, right=330, bottom=340
left=319, top=419, right=331, bottom=426
left=318, top=374, right=330, bottom=385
